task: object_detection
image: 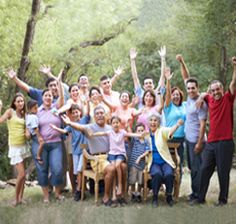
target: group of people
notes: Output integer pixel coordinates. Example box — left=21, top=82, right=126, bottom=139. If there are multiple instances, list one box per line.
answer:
left=0, top=47, right=235, bottom=208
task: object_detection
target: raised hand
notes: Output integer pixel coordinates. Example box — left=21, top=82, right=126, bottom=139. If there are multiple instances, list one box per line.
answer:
left=164, top=67, right=174, bottom=80
left=39, top=65, right=51, bottom=75
left=114, top=66, right=123, bottom=76
left=176, top=54, right=183, bottom=63
left=130, top=48, right=137, bottom=60
left=61, top=114, right=71, bottom=125
left=158, top=46, right=166, bottom=58
left=50, top=124, right=57, bottom=129
left=6, top=69, right=17, bottom=79
left=177, top=119, right=184, bottom=126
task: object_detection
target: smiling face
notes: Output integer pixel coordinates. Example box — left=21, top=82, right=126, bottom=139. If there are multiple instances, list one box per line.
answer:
left=111, top=117, right=121, bottom=132
left=100, top=78, right=112, bottom=94
left=143, top=78, right=154, bottom=91
left=143, top=91, right=155, bottom=107
left=148, top=115, right=161, bottom=132
left=186, top=82, right=198, bottom=99
left=71, top=108, right=81, bottom=121
left=171, top=89, right=181, bottom=106
left=14, top=96, right=25, bottom=111
left=42, top=90, right=53, bottom=107
left=47, top=80, right=58, bottom=97
left=210, top=82, right=224, bottom=100
left=70, top=85, right=79, bottom=101
left=120, top=92, right=130, bottom=106
left=78, top=75, right=89, bottom=89
left=90, top=89, right=100, bottom=103
left=94, top=107, right=106, bottom=127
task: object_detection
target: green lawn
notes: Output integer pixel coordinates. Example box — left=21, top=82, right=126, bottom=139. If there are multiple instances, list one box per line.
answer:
left=1, top=170, right=236, bottom=224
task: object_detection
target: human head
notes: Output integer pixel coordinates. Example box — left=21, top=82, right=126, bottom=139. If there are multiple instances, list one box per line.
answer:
left=11, top=92, right=26, bottom=116
left=78, top=74, right=89, bottom=90
left=186, top=77, right=199, bottom=99
left=100, top=75, right=112, bottom=94
left=27, top=99, right=38, bottom=114
left=89, top=86, right=101, bottom=103
left=148, top=113, right=161, bottom=132
left=171, top=87, right=184, bottom=106
left=69, top=83, right=79, bottom=100
left=69, top=104, right=82, bottom=121
left=119, top=91, right=131, bottom=106
left=143, top=76, right=154, bottom=91
left=209, top=80, right=224, bottom=100
left=45, top=78, right=58, bottom=97
left=42, top=89, right=53, bottom=107
left=110, top=116, right=121, bottom=131
left=94, top=105, right=106, bottom=127
left=134, top=123, right=145, bottom=134
left=142, top=89, right=156, bottom=107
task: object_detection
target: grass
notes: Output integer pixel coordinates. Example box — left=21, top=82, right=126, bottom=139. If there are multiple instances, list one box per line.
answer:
left=1, top=170, right=236, bottom=224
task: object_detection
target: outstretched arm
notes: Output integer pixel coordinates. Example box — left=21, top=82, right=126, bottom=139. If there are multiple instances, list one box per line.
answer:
left=156, top=46, right=166, bottom=92
left=61, top=114, right=86, bottom=132
left=130, top=48, right=141, bottom=89
left=169, top=119, right=184, bottom=137
left=111, top=66, right=123, bottom=85
left=6, top=69, right=30, bottom=93
left=50, top=124, right=68, bottom=134
left=230, top=57, right=236, bottom=95
left=176, top=54, right=190, bottom=83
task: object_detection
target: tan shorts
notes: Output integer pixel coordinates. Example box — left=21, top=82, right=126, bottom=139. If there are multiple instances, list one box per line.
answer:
left=90, top=154, right=110, bottom=173
left=129, top=166, right=143, bottom=185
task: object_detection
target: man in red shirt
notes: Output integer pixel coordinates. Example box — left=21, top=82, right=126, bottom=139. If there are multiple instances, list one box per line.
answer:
left=197, top=57, right=236, bottom=206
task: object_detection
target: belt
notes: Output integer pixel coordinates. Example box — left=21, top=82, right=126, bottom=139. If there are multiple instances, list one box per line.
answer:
left=93, top=153, right=107, bottom=156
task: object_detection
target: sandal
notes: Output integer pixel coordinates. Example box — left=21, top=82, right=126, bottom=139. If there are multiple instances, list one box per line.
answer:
left=111, top=200, right=118, bottom=208
left=102, top=199, right=112, bottom=207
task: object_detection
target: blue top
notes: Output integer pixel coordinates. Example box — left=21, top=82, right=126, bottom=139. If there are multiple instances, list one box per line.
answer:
left=185, top=96, right=208, bottom=143
left=164, top=101, right=186, bottom=138
left=150, top=133, right=165, bottom=165
left=129, top=137, right=150, bottom=170
left=65, top=115, right=90, bottom=155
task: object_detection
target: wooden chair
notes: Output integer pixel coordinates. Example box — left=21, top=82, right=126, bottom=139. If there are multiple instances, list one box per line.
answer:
left=143, top=142, right=181, bottom=202
left=80, top=144, right=104, bottom=204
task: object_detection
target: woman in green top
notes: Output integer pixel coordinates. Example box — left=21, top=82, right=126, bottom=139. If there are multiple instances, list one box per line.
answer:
left=0, top=93, right=30, bottom=206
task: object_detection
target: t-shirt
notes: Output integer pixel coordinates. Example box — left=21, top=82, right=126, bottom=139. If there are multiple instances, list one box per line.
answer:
left=164, top=102, right=186, bottom=138
left=26, top=114, right=39, bottom=136
left=129, top=137, right=150, bottom=170
left=65, top=115, right=90, bottom=155
left=205, top=90, right=236, bottom=142
left=84, top=123, right=112, bottom=155
left=107, top=129, right=127, bottom=156
left=185, top=96, right=208, bottom=143
left=103, top=91, right=120, bottom=107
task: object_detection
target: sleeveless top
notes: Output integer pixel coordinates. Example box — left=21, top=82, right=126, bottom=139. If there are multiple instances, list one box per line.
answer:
left=7, top=110, right=26, bottom=146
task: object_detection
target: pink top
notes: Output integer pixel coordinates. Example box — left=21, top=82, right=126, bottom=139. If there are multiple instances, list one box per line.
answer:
left=137, top=105, right=161, bottom=131
left=112, top=106, right=137, bottom=130
left=107, top=129, right=127, bottom=155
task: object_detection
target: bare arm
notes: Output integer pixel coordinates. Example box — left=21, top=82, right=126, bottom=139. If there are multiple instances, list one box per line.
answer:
left=89, top=131, right=107, bottom=137
left=164, top=68, right=174, bottom=107
left=6, top=69, right=30, bottom=93
left=0, top=108, right=12, bottom=123
left=34, top=128, right=45, bottom=143
left=169, top=119, right=184, bottom=137
left=130, top=48, right=141, bottom=89
left=136, top=150, right=150, bottom=164
left=56, top=69, right=64, bottom=108
left=61, top=114, right=86, bottom=132
left=156, top=46, right=166, bottom=91
left=57, top=100, right=73, bottom=114
left=229, top=57, right=236, bottom=94
left=110, top=66, right=123, bottom=85
left=176, top=54, right=190, bottom=83
left=50, top=124, right=68, bottom=134
left=194, top=119, right=206, bottom=154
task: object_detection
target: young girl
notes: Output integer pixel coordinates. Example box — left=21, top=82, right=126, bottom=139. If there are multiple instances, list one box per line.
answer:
left=0, top=93, right=31, bottom=206
left=89, top=116, right=146, bottom=198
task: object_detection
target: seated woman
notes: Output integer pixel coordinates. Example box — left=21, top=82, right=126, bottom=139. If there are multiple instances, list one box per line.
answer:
left=147, top=114, right=183, bottom=207
left=31, top=71, right=64, bottom=203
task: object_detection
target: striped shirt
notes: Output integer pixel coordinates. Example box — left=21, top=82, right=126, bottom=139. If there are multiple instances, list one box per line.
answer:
left=129, top=137, right=150, bottom=170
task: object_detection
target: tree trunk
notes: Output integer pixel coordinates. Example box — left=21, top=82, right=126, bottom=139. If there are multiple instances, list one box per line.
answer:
left=17, top=0, right=41, bottom=86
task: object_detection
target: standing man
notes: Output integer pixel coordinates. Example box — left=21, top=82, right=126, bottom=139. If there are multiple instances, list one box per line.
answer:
left=196, top=57, right=236, bottom=205
left=176, top=55, right=208, bottom=202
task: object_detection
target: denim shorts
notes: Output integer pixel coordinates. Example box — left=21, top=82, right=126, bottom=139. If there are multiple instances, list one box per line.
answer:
left=107, top=154, right=126, bottom=162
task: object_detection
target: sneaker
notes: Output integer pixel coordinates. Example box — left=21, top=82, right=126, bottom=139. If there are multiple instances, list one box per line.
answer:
left=74, top=191, right=81, bottom=201
left=131, top=193, right=136, bottom=202
left=214, top=201, right=227, bottom=207
left=136, top=195, right=142, bottom=203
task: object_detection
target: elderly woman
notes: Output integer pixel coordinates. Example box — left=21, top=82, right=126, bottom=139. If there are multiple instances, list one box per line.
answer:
left=147, top=114, right=183, bottom=207
left=0, top=93, right=30, bottom=206
left=31, top=73, right=64, bottom=202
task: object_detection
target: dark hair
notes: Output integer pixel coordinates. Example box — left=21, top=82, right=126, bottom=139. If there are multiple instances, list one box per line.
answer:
left=100, top=75, right=110, bottom=82
left=210, top=80, right=223, bottom=89
left=142, top=89, right=156, bottom=106
left=10, top=92, right=26, bottom=117
left=42, top=88, right=51, bottom=97
left=69, top=83, right=79, bottom=93
left=89, top=86, right=101, bottom=97
left=27, top=100, right=38, bottom=111
left=119, top=90, right=131, bottom=101
left=110, top=116, right=121, bottom=123
left=77, top=73, right=88, bottom=82
left=186, top=77, right=198, bottom=88
left=171, top=87, right=184, bottom=106
left=143, top=76, right=154, bottom=83
left=134, top=123, right=145, bottom=131
left=45, top=77, right=56, bottom=87
left=69, top=104, right=82, bottom=117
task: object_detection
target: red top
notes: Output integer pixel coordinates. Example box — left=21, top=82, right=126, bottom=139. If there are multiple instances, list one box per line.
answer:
left=205, top=90, right=235, bottom=142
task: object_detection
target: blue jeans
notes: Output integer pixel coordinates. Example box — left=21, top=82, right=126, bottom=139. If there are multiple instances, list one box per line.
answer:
left=185, top=139, right=203, bottom=198
left=31, top=136, right=63, bottom=187
left=150, top=162, right=174, bottom=195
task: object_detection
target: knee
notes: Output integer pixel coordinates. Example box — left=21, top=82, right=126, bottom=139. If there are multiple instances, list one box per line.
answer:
left=18, top=171, right=26, bottom=180
left=120, top=162, right=127, bottom=172
left=105, top=164, right=116, bottom=176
